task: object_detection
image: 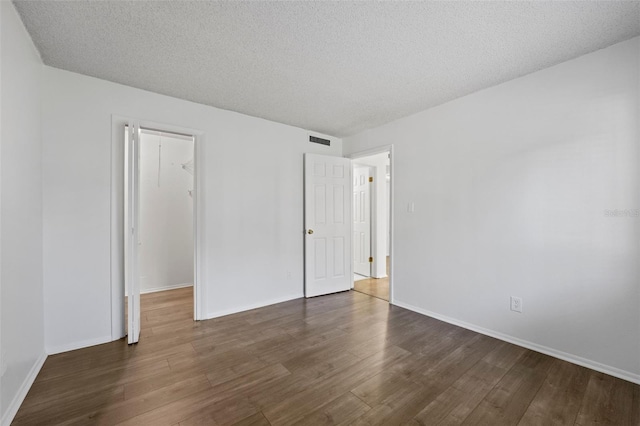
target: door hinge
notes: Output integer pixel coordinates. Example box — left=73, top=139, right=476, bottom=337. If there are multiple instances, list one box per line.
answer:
left=369, top=257, right=373, bottom=263
left=369, top=177, right=373, bottom=183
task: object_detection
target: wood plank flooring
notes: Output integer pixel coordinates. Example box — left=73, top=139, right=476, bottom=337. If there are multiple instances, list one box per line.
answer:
left=13, top=287, right=640, bottom=425
left=353, top=277, right=389, bottom=301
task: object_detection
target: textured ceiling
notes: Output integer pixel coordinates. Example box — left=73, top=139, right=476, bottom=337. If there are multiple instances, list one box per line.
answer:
left=13, top=1, right=640, bottom=137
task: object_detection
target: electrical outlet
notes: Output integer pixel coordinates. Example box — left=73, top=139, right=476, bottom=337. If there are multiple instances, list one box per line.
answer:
left=286, top=271, right=291, bottom=279
left=510, top=296, right=523, bottom=313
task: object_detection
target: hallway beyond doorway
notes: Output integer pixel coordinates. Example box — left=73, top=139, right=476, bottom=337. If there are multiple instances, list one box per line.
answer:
left=353, top=256, right=390, bottom=301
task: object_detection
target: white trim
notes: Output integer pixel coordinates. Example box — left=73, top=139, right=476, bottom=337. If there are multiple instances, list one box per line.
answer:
left=1, top=353, right=47, bottom=426
left=192, top=130, right=204, bottom=320
left=204, top=293, right=303, bottom=320
left=46, top=335, right=112, bottom=356
left=394, top=299, right=640, bottom=385
left=110, top=117, right=126, bottom=341
left=140, top=282, right=193, bottom=295
left=347, top=145, right=394, bottom=304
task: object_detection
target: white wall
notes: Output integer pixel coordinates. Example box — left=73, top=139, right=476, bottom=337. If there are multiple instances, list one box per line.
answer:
left=138, top=131, right=194, bottom=293
left=352, top=152, right=389, bottom=278
left=0, top=2, right=46, bottom=424
left=344, top=37, right=640, bottom=383
left=386, top=180, right=390, bottom=256
left=42, top=66, right=342, bottom=353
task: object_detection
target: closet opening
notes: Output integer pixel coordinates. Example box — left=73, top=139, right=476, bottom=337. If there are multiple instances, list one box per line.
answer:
left=124, top=125, right=195, bottom=343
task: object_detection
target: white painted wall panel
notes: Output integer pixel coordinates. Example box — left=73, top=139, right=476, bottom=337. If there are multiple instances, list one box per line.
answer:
left=0, top=2, right=45, bottom=422
left=41, top=67, right=341, bottom=352
left=344, top=37, right=640, bottom=382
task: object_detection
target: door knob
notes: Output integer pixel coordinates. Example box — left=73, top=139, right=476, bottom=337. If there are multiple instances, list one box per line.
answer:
left=307, top=229, right=314, bottom=235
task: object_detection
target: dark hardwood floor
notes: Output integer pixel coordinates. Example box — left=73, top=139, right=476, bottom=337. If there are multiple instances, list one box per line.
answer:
left=13, top=287, right=640, bottom=425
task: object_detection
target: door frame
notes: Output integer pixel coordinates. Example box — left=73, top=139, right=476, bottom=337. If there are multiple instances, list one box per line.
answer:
left=110, top=115, right=205, bottom=341
left=347, top=145, right=394, bottom=304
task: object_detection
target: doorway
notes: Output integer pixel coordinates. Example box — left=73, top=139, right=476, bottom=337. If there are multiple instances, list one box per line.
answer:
left=124, top=127, right=195, bottom=341
left=350, top=149, right=392, bottom=302
left=111, top=117, right=203, bottom=344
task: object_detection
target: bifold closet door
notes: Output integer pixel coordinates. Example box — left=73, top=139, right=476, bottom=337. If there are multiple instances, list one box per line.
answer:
left=125, top=121, right=141, bottom=344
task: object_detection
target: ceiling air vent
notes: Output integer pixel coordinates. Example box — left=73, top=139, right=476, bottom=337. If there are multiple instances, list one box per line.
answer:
left=309, top=136, right=330, bottom=146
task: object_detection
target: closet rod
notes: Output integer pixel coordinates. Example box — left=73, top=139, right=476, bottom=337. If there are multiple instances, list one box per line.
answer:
left=125, top=124, right=193, bottom=139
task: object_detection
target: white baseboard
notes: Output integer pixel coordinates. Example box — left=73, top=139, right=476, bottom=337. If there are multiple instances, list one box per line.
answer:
left=140, top=282, right=193, bottom=295
left=393, top=300, right=640, bottom=385
left=205, top=293, right=303, bottom=320
left=1, top=353, right=47, bottom=426
left=46, top=335, right=112, bottom=356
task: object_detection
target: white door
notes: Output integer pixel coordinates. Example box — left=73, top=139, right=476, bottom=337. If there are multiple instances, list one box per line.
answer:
left=125, top=122, right=141, bottom=344
left=353, top=166, right=372, bottom=277
left=304, top=154, right=352, bottom=297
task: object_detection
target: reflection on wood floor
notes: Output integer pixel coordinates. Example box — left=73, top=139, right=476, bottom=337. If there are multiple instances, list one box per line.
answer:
left=353, top=256, right=390, bottom=301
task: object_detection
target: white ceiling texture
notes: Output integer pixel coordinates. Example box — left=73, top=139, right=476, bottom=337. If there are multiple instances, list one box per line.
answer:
left=13, top=1, right=640, bottom=137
